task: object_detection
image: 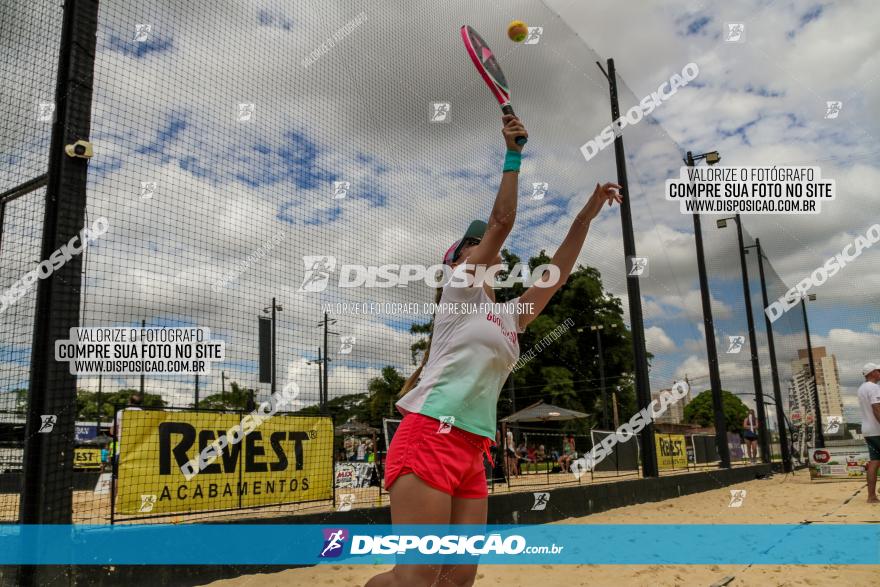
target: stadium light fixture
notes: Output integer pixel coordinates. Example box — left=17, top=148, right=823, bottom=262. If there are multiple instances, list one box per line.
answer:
left=684, top=150, right=721, bottom=166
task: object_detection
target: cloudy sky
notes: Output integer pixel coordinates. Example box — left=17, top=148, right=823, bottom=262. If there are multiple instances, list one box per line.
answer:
left=1, top=0, right=878, bottom=426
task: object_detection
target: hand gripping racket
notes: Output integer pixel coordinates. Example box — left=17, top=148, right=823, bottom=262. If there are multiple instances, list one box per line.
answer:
left=460, top=25, right=527, bottom=146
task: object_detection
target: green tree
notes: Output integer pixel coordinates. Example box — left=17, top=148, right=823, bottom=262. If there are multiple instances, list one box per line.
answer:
left=539, top=366, right=578, bottom=407
left=297, top=393, right=370, bottom=424
left=76, top=389, right=165, bottom=421
left=506, top=249, right=639, bottom=422
left=683, top=389, right=749, bottom=432
left=367, top=366, right=406, bottom=424
left=198, top=381, right=255, bottom=410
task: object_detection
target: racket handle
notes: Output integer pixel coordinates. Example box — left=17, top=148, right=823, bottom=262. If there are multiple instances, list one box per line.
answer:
left=501, top=104, right=528, bottom=146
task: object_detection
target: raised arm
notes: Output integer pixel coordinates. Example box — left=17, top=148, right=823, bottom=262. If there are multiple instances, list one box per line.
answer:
left=519, top=182, right=622, bottom=329
left=465, top=115, right=528, bottom=267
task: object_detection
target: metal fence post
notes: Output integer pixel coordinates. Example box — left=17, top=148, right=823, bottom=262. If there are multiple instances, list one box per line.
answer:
left=17, top=1, right=98, bottom=582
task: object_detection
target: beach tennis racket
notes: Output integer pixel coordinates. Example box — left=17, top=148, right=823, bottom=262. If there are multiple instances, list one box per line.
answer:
left=460, top=25, right=527, bottom=146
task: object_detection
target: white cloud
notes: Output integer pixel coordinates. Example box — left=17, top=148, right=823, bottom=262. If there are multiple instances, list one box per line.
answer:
left=645, top=326, right=677, bottom=353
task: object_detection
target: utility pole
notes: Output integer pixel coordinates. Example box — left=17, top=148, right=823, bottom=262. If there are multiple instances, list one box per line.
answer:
left=307, top=346, right=324, bottom=411
left=316, top=314, right=338, bottom=413
left=686, top=150, right=730, bottom=468
left=140, top=319, right=146, bottom=395
left=317, top=347, right=324, bottom=408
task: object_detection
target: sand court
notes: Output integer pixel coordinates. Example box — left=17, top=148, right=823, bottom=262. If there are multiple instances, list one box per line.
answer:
left=201, top=469, right=879, bottom=587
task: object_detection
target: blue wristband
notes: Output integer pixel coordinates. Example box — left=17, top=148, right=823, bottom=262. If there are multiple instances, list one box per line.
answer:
left=503, top=150, right=522, bottom=173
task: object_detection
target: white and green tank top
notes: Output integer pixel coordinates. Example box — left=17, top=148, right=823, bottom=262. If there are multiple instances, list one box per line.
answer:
left=396, top=282, right=525, bottom=439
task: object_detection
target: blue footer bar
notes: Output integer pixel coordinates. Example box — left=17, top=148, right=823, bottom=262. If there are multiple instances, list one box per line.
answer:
left=1, top=524, right=877, bottom=565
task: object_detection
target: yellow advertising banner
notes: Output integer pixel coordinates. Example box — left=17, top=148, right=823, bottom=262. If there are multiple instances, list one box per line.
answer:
left=655, top=434, right=688, bottom=470
left=115, top=410, right=333, bottom=515
left=74, top=447, right=103, bottom=469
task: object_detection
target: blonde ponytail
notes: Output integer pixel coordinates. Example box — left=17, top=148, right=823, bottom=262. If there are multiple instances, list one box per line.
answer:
left=398, top=287, right=443, bottom=399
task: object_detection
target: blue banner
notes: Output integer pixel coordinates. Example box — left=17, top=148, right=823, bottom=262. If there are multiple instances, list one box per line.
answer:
left=1, top=524, right=877, bottom=565
left=74, top=424, right=97, bottom=442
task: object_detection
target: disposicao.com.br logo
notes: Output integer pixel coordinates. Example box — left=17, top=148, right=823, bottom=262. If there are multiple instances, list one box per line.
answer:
left=317, top=528, right=563, bottom=559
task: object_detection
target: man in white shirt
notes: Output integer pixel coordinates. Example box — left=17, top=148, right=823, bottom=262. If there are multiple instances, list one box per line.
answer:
left=857, top=363, right=880, bottom=503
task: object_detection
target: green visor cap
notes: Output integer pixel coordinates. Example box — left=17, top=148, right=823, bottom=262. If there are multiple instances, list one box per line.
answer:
left=452, top=219, right=488, bottom=262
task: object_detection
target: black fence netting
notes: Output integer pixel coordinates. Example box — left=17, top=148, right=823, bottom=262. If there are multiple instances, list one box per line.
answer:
left=0, top=0, right=65, bottom=524
left=760, top=247, right=814, bottom=462
left=7, top=0, right=849, bottom=537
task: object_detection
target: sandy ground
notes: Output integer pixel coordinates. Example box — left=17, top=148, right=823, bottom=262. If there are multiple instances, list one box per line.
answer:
left=201, top=469, right=880, bottom=587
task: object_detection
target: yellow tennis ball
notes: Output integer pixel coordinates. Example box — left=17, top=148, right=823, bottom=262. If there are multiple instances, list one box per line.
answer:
left=508, top=20, right=528, bottom=43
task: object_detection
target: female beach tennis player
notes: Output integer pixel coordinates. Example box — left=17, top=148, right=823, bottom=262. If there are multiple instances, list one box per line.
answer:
left=366, top=115, right=621, bottom=587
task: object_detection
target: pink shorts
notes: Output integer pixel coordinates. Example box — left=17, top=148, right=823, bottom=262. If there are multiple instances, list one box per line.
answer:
left=384, top=412, right=493, bottom=499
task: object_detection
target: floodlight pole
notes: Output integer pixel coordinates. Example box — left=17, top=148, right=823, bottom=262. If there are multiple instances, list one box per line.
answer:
left=733, top=215, right=771, bottom=463
left=598, top=59, right=657, bottom=477
left=685, top=151, right=730, bottom=469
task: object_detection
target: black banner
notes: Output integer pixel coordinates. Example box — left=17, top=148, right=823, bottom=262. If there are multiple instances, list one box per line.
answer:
left=258, top=316, right=271, bottom=383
